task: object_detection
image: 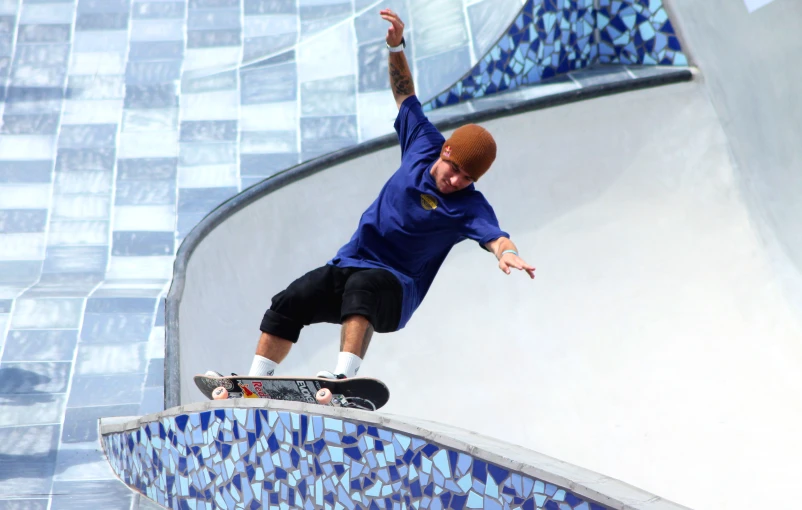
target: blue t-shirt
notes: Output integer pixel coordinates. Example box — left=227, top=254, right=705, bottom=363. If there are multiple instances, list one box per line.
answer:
left=329, top=95, right=509, bottom=329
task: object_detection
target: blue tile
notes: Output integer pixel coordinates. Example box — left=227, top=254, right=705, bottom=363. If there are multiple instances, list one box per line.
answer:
left=50, top=480, right=135, bottom=509
left=17, top=24, right=71, bottom=43
left=126, top=60, right=182, bottom=85
left=239, top=153, right=297, bottom=177
left=58, top=124, right=118, bottom=148
left=301, top=75, right=355, bottom=116
left=66, top=75, right=125, bottom=100
left=42, top=246, right=109, bottom=274
left=77, top=0, right=130, bottom=13
left=10, top=44, right=70, bottom=87
left=243, top=34, right=296, bottom=62
left=299, top=2, right=350, bottom=36
left=187, top=28, right=241, bottom=48
left=56, top=148, right=116, bottom=172
left=124, top=84, right=179, bottom=109
left=180, top=120, right=238, bottom=142
left=179, top=142, right=237, bottom=166
left=415, top=46, right=471, bottom=103
left=0, top=298, right=10, bottom=312
left=191, top=0, right=240, bottom=8
left=21, top=273, right=105, bottom=298
left=0, top=425, right=59, bottom=497
left=75, top=12, right=129, bottom=30
left=128, top=40, right=184, bottom=61
left=181, top=70, right=237, bottom=93
left=85, top=297, right=156, bottom=314
left=240, top=62, right=296, bottom=103
left=5, top=85, right=64, bottom=113
left=0, top=209, right=48, bottom=233
left=300, top=115, right=357, bottom=160
left=80, top=313, right=154, bottom=343
left=117, top=157, right=177, bottom=180
left=145, top=357, right=164, bottom=386
left=155, top=296, right=165, bottom=326
left=67, top=373, right=146, bottom=407
left=1, top=113, right=59, bottom=134
left=357, top=39, right=389, bottom=93
left=0, top=361, right=72, bottom=394
left=177, top=187, right=237, bottom=214
left=188, top=8, right=241, bottom=30
left=115, top=180, right=176, bottom=206
left=1, top=330, right=78, bottom=361
left=0, top=261, right=41, bottom=285
left=132, top=1, right=185, bottom=19
left=0, top=160, right=52, bottom=182
left=244, top=0, right=296, bottom=15
left=139, top=386, right=164, bottom=415
left=112, top=231, right=175, bottom=256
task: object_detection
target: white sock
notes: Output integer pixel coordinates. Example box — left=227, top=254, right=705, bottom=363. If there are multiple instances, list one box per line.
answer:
left=335, top=352, right=362, bottom=378
left=249, top=355, right=278, bottom=377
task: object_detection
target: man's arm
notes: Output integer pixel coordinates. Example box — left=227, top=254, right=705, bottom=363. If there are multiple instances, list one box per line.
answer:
left=486, top=237, right=536, bottom=279
left=381, top=9, right=415, bottom=109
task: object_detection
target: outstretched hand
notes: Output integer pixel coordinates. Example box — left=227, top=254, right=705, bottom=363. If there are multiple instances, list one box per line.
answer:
left=380, top=9, right=405, bottom=47
left=499, top=252, right=536, bottom=279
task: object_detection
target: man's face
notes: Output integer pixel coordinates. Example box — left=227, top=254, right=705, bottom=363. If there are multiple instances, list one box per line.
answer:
left=430, top=158, right=474, bottom=194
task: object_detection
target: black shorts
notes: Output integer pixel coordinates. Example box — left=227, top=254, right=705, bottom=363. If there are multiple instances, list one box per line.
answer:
left=260, top=265, right=403, bottom=342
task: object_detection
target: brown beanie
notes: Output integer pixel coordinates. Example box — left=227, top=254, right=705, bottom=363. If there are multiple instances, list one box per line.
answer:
left=440, top=124, right=497, bottom=181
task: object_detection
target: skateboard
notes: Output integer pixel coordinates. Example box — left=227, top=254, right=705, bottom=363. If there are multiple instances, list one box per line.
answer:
left=193, top=374, right=390, bottom=411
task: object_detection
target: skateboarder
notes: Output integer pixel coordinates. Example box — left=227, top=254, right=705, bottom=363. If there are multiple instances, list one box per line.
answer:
left=211, top=9, right=535, bottom=382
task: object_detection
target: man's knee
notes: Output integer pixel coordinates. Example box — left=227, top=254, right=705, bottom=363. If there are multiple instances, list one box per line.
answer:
left=260, top=267, right=332, bottom=342
left=341, top=269, right=402, bottom=333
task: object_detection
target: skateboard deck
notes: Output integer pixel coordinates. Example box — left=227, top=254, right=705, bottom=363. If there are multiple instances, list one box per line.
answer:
left=193, top=374, right=390, bottom=411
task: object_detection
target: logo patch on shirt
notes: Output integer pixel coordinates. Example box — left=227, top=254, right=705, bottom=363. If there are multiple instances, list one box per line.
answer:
left=421, top=193, right=438, bottom=211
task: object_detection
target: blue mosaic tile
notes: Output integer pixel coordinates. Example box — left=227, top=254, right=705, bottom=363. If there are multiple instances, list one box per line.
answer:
left=103, top=409, right=612, bottom=509
left=423, top=0, right=688, bottom=110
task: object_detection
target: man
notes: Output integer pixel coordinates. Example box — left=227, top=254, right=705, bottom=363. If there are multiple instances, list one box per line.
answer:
left=221, top=9, right=535, bottom=381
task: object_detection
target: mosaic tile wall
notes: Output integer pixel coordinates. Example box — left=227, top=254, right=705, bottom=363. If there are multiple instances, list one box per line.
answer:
left=423, top=0, right=688, bottom=109
left=0, top=1, right=526, bottom=506
left=104, top=408, right=609, bottom=510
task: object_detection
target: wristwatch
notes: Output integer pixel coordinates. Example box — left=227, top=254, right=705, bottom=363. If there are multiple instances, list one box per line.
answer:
left=386, top=37, right=405, bottom=53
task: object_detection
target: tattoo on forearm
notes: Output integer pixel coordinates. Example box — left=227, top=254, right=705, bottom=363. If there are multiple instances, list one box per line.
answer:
left=389, top=54, right=414, bottom=96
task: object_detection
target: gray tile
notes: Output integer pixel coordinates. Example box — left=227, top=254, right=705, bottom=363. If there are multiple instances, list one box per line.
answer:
left=112, top=231, right=174, bottom=256
left=75, top=12, right=129, bottom=31
left=74, top=342, right=147, bottom=375
left=5, top=86, right=64, bottom=114
left=67, top=373, right=145, bottom=407
left=139, top=386, right=163, bottom=415
left=58, top=124, right=118, bottom=149
left=80, top=313, right=153, bottom=343
left=177, top=186, right=237, bottom=214
left=154, top=296, right=164, bottom=326
left=2, top=330, right=78, bottom=362
left=239, top=152, right=297, bottom=177
left=51, top=444, right=118, bottom=484
left=354, top=0, right=407, bottom=44
left=0, top=209, right=47, bottom=233
left=54, top=171, right=112, bottom=194
left=188, top=8, right=241, bottom=30
left=240, top=62, right=296, bottom=103
left=301, top=75, right=356, bottom=116
left=0, top=499, right=49, bottom=509
left=77, top=0, right=130, bottom=13
left=0, top=362, right=71, bottom=394
left=66, top=75, right=125, bottom=100
left=0, top=299, right=9, bottom=312
left=176, top=210, right=205, bottom=238
left=1, top=113, right=59, bottom=134
left=144, top=357, right=163, bottom=386
left=55, top=148, right=116, bottom=172
left=122, top=108, right=178, bottom=131
left=10, top=297, right=84, bottom=328
left=0, top=15, right=14, bottom=34
left=0, top=393, right=66, bottom=426
left=114, top=181, right=175, bottom=206
left=61, top=404, right=139, bottom=443
left=20, top=273, right=104, bottom=298
left=42, top=246, right=109, bottom=273
left=180, top=69, right=237, bottom=93
left=243, top=33, right=296, bottom=61
left=0, top=425, right=58, bottom=498
left=300, top=115, right=357, bottom=159
left=180, top=119, right=237, bottom=142
left=244, top=0, right=296, bottom=15
left=85, top=297, right=155, bottom=314
left=125, top=59, right=182, bottom=85
left=299, top=2, right=350, bottom=36
left=190, top=0, right=239, bottom=8
left=415, top=45, right=472, bottom=102
left=10, top=44, right=69, bottom=87
left=50, top=480, right=134, bottom=509
left=0, top=32, right=12, bottom=58
left=240, top=130, right=295, bottom=153
left=17, top=24, right=70, bottom=43
left=132, top=1, right=185, bottom=19
left=117, top=157, right=177, bottom=180
left=0, top=261, right=41, bottom=284
left=357, top=39, right=391, bottom=93
left=124, top=83, right=178, bottom=109
left=187, top=28, right=241, bottom=48
left=128, top=40, right=184, bottom=61
left=0, top=160, right=51, bottom=182
left=178, top=142, right=236, bottom=166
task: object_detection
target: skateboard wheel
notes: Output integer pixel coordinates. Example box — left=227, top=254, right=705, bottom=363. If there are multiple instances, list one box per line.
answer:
left=316, top=388, right=333, bottom=404
left=212, top=387, right=229, bottom=400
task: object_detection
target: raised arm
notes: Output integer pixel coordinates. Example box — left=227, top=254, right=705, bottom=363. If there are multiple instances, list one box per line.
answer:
left=381, top=9, right=415, bottom=110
